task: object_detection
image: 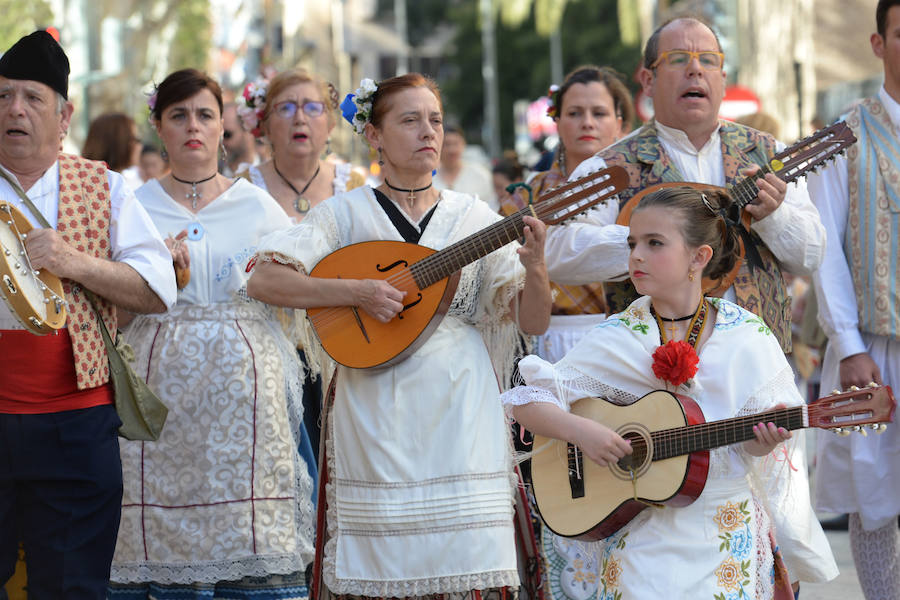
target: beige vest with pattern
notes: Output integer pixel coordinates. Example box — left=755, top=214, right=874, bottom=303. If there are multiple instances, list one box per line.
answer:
left=56, top=154, right=117, bottom=389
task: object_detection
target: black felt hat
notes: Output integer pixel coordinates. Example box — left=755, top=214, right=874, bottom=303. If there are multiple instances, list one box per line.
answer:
left=0, top=31, right=70, bottom=99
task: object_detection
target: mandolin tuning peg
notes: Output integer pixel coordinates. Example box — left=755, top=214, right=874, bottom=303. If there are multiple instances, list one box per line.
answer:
left=858, top=428, right=868, bottom=437
left=831, top=389, right=842, bottom=395
left=876, top=424, right=888, bottom=433
left=851, top=425, right=862, bottom=432
left=868, top=423, right=880, bottom=430
left=832, top=427, right=845, bottom=435
left=867, top=381, right=879, bottom=388
left=849, top=385, right=860, bottom=391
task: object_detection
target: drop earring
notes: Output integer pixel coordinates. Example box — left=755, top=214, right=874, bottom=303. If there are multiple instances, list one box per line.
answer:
left=325, top=137, right=333, bottom=156
left=378, top=147, right=384, bottom=167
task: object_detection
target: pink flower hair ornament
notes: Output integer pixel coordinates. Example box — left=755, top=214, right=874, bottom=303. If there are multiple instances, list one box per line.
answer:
left=237, top=77, right=269, bottom=138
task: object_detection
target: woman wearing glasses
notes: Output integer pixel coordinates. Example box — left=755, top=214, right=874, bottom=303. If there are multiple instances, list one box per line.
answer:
left=241, top=68, right=364, bottom=223
left=239, top=68, right=365, bottom=469
left=108, top=69, right=315, bottom=600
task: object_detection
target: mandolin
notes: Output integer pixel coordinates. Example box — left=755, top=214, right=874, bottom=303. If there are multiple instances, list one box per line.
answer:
left=616, top=121, right=857, bottom=295
left=530, top=385, right=896, bottom=541
left=307, top=166, right=629, bottom=369
left=0, top=200, right=67, bottom=334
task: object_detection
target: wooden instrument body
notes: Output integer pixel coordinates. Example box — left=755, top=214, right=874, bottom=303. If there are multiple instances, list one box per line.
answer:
left=0, top=201, right=67, bottom=334
left=305, top=166, right=629, bottom=369
left=616, top=182, right=748, bottom=296
left=531, top=392, right=708, bottom=540
left=307, top=240, right=459, bottom=369
left=529, top=384, right=895, bottom=541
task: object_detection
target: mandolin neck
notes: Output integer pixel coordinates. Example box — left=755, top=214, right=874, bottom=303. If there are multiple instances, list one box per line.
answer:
left=651, top=405, right=806, bottom=461
left=409, top=208, right=532, bottom=288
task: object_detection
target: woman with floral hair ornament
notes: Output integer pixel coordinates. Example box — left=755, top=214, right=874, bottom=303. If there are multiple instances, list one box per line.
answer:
left=497, top=66, right=635, bottom=600
left=237, top=69, right=365, bottom=223
left=238, top=68, right=365, bottom=473
left=500, top=186, right=837, bottom=599
left=247, top=72, right=552, bottom=599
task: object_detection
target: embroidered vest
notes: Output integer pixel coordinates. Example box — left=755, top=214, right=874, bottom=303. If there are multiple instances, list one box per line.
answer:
left=844, top=97, right=900, bottom=339
left=55, top=154, right=117, bottom=389
left=601, top=120, right=793, bottom=352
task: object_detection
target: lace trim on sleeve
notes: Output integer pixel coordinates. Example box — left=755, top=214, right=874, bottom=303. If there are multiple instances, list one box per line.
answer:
left=255, top=251, right=307, bottom=272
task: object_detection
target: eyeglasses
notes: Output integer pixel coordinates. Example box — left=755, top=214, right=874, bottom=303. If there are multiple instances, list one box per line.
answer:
left=272, top=100, right=326, bottom=120
left=650, top=50, right=724, bottom=70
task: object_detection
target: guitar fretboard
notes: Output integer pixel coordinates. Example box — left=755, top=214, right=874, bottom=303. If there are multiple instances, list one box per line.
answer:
left=409, top=209, right=531, bottom=288
left=651, top=406, right=806, bottom=461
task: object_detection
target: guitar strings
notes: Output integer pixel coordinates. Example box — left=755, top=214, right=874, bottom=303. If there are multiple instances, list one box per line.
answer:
left=624, top=401, right=875, bottom=459
left=309, top=174, right=615, bottom=330
left=307, top=175, right=615, bottom=332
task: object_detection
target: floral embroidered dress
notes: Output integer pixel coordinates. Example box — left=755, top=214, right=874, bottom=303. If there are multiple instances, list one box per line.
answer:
left=501, top=297, right=837, bottom=599
left=110, top=178, right=315, bottom=589
left=255, top=186, right=525, bottom=597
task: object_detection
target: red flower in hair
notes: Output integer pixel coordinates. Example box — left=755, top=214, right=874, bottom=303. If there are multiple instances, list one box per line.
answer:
left=652, top=340, right=699, bottom=387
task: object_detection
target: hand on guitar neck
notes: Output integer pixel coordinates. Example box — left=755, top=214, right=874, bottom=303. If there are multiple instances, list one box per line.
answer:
left=740, top=164, right=787, bottom=222
left=744, top=405, right=793, bottom=456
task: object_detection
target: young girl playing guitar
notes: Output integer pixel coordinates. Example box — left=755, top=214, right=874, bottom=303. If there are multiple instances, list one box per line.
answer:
left=502, top=186, right=838, bottom=598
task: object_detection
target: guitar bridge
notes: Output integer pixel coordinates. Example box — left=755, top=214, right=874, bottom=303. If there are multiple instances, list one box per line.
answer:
left=566, top=442, right=585, bottom=499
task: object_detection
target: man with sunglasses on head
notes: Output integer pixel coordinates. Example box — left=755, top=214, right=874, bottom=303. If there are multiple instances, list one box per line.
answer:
left=221, top=101, right=260, bottom=176
left=549, top=15, right=835, bottom=596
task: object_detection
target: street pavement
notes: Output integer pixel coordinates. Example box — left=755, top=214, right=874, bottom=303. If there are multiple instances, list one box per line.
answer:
left=801, top=429, right=865, bottom=599
left=801, top=524, right=863, bottom=599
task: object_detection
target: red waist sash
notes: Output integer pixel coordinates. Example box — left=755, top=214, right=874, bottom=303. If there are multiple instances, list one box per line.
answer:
left=0, top=329, right=113, bottom=414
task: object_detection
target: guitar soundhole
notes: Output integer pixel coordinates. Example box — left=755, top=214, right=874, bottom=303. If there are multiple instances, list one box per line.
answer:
left=609, top=426, right=653, bottom=481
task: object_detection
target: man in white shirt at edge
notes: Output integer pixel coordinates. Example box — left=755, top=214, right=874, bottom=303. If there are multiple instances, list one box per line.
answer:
left=0, top=30, right=176, bottom=599
left=806, top=1, right=900, bottom=597
left=545, top=16, right=830, bottom=596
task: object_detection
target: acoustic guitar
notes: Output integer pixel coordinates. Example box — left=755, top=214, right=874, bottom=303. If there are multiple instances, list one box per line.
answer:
left=530, top=385, right=896, bottom=541
left=307, top=166, right=629, bottom=369
left=616, top=121, right=857, bottom=295
left=0, top=200, right=67, bottom=334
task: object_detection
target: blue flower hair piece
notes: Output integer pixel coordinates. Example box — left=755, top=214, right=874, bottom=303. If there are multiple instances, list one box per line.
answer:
left=342, top=78, right=377, bottom=135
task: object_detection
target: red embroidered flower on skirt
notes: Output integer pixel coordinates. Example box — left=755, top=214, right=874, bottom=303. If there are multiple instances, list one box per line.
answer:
left=651, top=340, right=699, bottom=387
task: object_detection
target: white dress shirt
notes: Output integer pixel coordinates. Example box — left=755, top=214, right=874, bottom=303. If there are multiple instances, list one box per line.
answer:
left=0, top=161, right=177, bottom=330
left=808, top=86, right=900, bottom=529
left=559, top=121, right=826, bottom=302
left=808, top=86, right=900, bottom=360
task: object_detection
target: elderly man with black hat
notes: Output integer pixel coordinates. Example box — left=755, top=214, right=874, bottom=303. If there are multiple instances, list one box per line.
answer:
left=0, top=31, right=176, bottom=598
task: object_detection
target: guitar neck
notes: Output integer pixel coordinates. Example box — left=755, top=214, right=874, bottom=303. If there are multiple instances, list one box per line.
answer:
left=729, top=164, right=779, bottom=210
left=651, top=405, right=806, bottom=461
left=409, top=208, right=532, bottom=288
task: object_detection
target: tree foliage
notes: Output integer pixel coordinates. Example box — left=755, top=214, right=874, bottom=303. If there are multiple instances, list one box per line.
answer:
left=0, top=1, right=54, bottom=54
left=169, top=0, right=213, bottom=73
left=380, top=0, right=642, bottom=149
